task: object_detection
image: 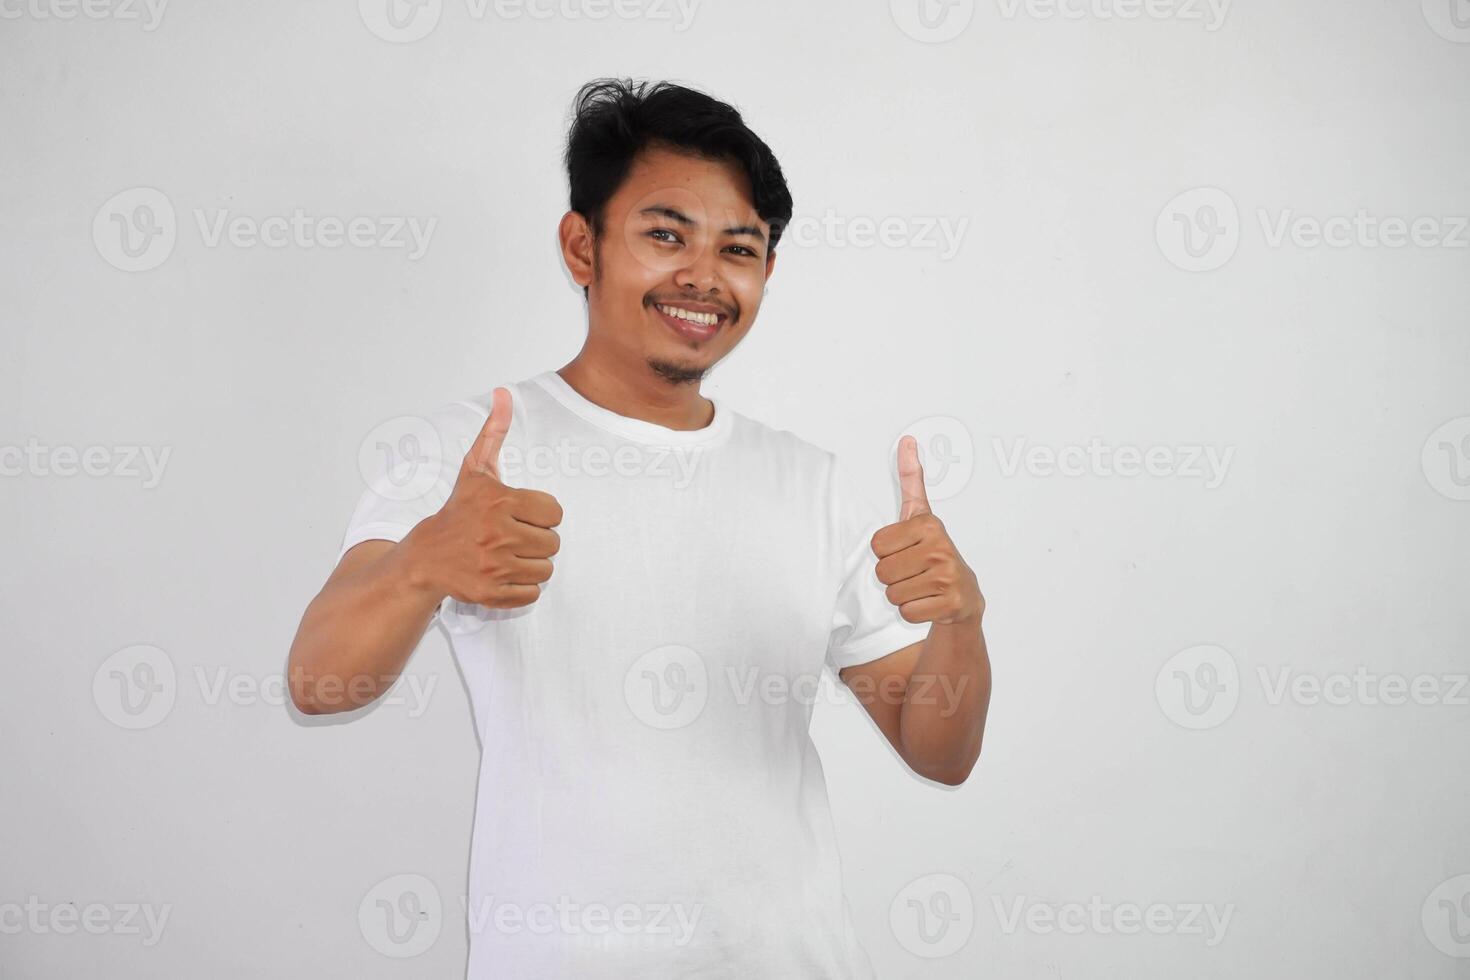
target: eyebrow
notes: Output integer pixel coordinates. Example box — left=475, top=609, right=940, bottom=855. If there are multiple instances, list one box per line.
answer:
left=639, top=206, right=767, bottom=245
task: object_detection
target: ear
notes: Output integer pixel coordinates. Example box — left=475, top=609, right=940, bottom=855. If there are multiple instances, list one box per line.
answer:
left=764, top=248, right=777, bottom=283
left=559, top=210, right=596, bottom=288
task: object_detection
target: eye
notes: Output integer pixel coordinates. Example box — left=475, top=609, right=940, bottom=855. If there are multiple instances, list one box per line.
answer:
left=647, top=228, right=682, bottom=245
left=724, top=244, right=759, bottom=258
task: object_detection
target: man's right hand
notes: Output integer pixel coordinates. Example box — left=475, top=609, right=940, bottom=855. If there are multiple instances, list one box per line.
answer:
left=403, top=387, right=563, bottom=609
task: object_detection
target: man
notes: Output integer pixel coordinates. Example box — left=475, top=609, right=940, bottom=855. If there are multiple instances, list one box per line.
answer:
left=288, top=78, right=991, bottom=978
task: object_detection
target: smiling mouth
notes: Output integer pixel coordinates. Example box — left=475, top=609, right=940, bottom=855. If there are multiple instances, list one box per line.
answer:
left=653, top=302, right=729, bottom=341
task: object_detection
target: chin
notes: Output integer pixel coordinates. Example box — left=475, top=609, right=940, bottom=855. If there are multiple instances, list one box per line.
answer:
left=646, top=356, right=710, bottom=385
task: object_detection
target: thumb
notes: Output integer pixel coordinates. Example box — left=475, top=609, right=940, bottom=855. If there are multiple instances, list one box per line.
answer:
left=897, top=434, right=931, bottom=521
left=461, top=387, right=513, bottom=481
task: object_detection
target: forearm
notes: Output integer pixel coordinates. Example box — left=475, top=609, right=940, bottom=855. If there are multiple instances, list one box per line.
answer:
left=897, top=615, right=991, bottom=785
left=287, top=533, right=445, bottom=714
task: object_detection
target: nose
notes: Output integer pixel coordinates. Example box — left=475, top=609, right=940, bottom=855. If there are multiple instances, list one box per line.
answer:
left=672, top=245, right=721, bottom=295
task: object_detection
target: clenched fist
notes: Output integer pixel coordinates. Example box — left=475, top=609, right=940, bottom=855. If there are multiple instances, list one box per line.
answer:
left=403, top=387, right=564, bottom=608
left=871, top=434, right=984, bottom=626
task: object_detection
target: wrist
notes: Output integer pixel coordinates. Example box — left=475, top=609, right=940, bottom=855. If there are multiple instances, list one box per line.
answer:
left=394, top=521, right=448, bottom=602
left=938, top=593, right=985, bottom=629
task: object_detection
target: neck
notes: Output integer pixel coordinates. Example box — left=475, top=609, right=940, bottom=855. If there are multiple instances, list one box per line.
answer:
left=556, top=353, right=715, bottom=432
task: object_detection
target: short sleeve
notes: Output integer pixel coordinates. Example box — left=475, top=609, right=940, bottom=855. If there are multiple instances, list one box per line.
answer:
left=337, top=399, right=489, bottom=631
left=825, top=455, right=932, bottom=671
left=338, top=406, right=470, bottom=561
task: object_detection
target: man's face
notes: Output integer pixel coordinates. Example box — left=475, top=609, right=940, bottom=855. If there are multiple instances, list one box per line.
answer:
left=562, top=144, right=777, bottom=384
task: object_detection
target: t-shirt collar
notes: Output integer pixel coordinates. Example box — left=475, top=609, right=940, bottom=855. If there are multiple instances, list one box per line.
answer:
left=531, top=370, right=734, bottom=447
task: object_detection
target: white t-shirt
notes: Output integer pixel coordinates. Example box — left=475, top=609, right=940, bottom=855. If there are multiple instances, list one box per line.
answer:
left=340, top=369, right=930, bottom=979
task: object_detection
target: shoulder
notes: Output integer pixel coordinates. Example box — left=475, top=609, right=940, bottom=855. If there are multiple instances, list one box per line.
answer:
left=720, top=403, right=839, bottom=475
left=407, top=375, right=540, bottom=466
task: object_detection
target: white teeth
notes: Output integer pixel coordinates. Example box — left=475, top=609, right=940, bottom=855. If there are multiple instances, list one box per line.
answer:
left=657, top=304, right=719, bottom=327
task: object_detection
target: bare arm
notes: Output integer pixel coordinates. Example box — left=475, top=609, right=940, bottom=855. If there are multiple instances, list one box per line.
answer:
left=286, top=537, right=444, bottom=714
left=288, top=387, right=561, bottom=715
left=836, top=433, right=991, bottom=784
left=839, top=616, right=991, bottom=785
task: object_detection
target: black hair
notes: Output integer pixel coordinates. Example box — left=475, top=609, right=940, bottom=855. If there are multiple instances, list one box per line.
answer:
left=564, top=78, right=794, bottom=255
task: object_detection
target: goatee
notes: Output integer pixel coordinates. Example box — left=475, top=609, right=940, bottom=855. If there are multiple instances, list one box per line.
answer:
left=647, top=357, right=707, bottom=385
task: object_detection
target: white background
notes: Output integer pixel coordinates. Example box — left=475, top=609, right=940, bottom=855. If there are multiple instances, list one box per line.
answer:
left=2, top=1, right=1469, bottom=977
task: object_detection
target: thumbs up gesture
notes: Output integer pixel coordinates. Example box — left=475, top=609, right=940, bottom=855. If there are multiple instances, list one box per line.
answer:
left=404, top=387, right=564, bottom=609
left=870, top=435, right=984, bottom=626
